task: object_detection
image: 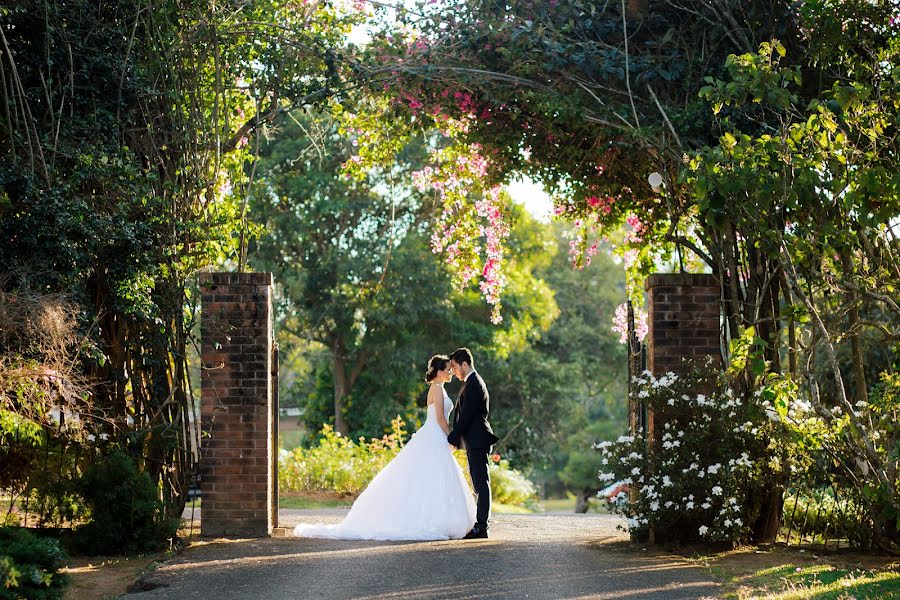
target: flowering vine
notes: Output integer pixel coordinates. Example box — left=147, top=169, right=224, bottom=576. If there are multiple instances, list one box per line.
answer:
left=415, top=143, right=510, bottom=323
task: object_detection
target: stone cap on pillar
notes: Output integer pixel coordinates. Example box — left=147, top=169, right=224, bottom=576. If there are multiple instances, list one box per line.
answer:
left=200, top=272, right=274, bottom=286
left=645, top=273, right=719, bottom=290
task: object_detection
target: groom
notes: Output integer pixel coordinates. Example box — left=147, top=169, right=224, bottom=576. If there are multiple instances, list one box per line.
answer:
left=447, top=347, right=500, bottom=539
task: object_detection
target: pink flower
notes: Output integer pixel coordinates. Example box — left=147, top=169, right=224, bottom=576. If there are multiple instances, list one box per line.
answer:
left=612, top=303, right=648, bottom=344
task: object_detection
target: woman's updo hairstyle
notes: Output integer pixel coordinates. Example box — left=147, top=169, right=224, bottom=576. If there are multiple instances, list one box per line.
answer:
left=424, top=354, right=450, bottom=382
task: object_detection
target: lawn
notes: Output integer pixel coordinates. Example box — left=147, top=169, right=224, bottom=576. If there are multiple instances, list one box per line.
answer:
left=691, top=546, right=900, bottom=599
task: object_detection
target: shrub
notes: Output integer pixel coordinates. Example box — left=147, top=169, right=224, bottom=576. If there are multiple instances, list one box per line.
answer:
left=597, top=365, right=786, bottom=546
left=782, top=491, right=869, bottom=546
left=71, top=450, right=178, bottom=555
left=279, top=419, right=406, bottom=496
left=0, top=527, right=69, bottom=600
left=280, top=419, right=540, bottom=508
left=489, top=459, right=538, bottom=507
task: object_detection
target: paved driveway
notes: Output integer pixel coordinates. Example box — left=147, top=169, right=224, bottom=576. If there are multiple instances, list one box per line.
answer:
left=125, top=511, right=721, bottom=599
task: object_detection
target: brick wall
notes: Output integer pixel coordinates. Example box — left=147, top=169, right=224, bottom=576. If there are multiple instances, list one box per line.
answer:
left=645, top=273, right=722, bottom=375
left=199, top=272, right=276, bottom=538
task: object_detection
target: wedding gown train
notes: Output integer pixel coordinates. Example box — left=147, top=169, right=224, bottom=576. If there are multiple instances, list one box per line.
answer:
left=293, top=388, right=477, bottom=540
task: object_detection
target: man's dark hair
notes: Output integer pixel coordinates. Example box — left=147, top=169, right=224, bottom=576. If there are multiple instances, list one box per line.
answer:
left=450, top=347, right=474, bottom=368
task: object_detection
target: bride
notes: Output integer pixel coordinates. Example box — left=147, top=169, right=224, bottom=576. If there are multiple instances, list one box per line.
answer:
left=293, top=355, right=477, bottom=540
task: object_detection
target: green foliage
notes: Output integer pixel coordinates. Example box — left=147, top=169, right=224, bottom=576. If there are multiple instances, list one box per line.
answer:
left=279, top=421, right=406, bottom=496
left=279, top=420, right=539, bottom=508
left=71, top=450, right=178, bottom=556
left=763, top=370, right=900, bottom=549
left=485, top=459, right=539, bottom=508
left=782, top=492, right=871, bottom=547
left=0, top=527, right=68, bottom=600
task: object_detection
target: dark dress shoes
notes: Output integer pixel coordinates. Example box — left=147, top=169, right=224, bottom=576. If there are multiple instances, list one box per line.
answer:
left=463, top=525, right=489, bottom=539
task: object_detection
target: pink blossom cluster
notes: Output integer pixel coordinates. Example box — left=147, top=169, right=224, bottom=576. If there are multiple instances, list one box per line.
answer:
left=475, top=187, right=510, bottom=323
left=568, top=234, right=602, bottom=269
left=611, top=302, right=649, bottom=345
left=418, top=144, right=509, bottom=323
left=586, top=195, right=615, bottom=215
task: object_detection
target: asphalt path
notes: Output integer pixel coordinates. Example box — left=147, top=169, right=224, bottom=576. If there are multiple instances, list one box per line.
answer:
left=124, top=510, right=721, bottom=599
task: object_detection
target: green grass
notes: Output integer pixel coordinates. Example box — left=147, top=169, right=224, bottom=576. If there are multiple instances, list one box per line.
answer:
left=278, top=430, right=306, bottom=452
left=540, top=497, right=576, bottom=512
left=690, top=547, right=900, bottom=600
left=538, top=496, right=609, bottom=514
left=727, top=563, right=900, bottom=599
left=278, top=495, right=352, bottom=510
left=492, top=502, right=535, bottom=514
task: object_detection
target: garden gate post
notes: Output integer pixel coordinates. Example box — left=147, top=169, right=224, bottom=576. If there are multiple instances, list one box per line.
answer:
left=199, top=272, right=277, bottom=538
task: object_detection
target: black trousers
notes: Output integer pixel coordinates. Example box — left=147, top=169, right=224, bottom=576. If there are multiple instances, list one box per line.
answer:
left=466, top=447, right=491, bottom=527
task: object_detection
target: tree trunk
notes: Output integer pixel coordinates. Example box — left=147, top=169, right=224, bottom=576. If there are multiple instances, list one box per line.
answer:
left=331, top=336, right=350, bottom=436
left=574, top=490, right=591, bottom=514
left=839, top=247, right=868, bottom=404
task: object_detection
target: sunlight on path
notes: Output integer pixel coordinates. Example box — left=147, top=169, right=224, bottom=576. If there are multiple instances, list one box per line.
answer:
left=126, top=513, right=720, bottom=600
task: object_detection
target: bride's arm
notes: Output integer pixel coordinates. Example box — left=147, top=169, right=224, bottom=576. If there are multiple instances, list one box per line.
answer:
left=429, top=387, right=451, bottom=436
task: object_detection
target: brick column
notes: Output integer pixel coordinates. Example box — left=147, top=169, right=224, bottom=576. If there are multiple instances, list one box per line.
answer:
left=645, top=273, right=721, bottom=375
left=641, top=273, right=722, bottom=543
left=199, top=272, right=275, bottom=538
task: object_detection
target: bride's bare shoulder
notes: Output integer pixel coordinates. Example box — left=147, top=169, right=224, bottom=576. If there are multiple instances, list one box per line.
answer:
left=426, top=383, right=440, bottom=405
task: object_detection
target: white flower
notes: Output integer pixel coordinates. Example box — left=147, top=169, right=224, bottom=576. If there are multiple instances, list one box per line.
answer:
left=712, top=486, right=723, bottom=496
left=599, top=472, right=615, bottom=482
left=723, top=518, right=732, bottom=527
left=698, top=525, right=708, bottom=536
left=650, top=501, right=659, bottom=512
left=631, top=467, right=641, bottom=475
left=701, top=502, right=711, bottom=509
left=601, top=458, right=608, bottom=465
left=662, top=475, right=672, bottom=487
left=665, top=500, right=674, bottom=508
left=707, top=464, right=721, bottom=474
left=734, top=518, right=742, bottom=526
left=685, top=501, right=695, bottom=510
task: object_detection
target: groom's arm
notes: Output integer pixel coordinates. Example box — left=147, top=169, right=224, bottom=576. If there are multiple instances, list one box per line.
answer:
left=447, top=380, right=484, bottom=445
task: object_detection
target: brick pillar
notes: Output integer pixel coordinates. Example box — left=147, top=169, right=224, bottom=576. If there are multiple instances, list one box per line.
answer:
left=641, top=273, right=722, bottom=544
left=645, top=273, right=721, bottom=375
left=199, top=272, right=275, bottom=538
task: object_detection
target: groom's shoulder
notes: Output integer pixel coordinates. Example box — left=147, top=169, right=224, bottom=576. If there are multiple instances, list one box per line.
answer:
left=474, top=371, right=488, bottom=391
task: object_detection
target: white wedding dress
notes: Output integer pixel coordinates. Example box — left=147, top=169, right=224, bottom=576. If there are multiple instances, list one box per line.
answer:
left=293, top=387, right=476, bottom=540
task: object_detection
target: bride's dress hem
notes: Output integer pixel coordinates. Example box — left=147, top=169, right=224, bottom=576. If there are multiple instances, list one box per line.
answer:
left=292, top=388, right=476, bottom=542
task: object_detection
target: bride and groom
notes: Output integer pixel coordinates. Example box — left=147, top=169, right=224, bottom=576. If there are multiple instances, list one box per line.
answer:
left=293, top=347, right=500, bottom=541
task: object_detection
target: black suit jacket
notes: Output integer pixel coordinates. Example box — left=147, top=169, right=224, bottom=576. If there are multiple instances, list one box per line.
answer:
left=447, top=371, right=500, bottom=450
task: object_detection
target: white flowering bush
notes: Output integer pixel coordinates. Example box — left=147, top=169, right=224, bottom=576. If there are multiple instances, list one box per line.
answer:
left=597, top=364, right=785, bottom=545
